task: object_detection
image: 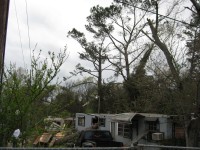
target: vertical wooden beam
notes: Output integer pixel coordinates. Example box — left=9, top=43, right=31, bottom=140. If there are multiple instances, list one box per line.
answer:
left=0, top=1, right=9, bottom=146
left=0, top=0, right=10, bottom=83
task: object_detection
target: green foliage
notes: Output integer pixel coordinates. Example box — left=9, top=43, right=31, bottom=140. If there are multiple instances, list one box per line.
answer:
left=49, top=86, right=84, bottom=117
left=86, top=5, right=122, bottom=38
left=69, top=0, right=200, bottom=146
left=101, top=82, right=130, bottom=113
left=0, top=48, right=67, bottom=146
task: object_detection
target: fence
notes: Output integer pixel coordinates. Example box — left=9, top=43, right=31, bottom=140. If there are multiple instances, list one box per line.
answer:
left=1, top=145, right=200, bottom=150
left=0, top=148, right=131, bottom=150
left=137, top=144, right=200, bottom=150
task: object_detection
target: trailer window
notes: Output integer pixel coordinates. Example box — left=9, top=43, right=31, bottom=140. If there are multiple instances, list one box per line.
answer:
left=118, top=123, right=131, bottom=139
left=78, top=116, right=85, bottom=126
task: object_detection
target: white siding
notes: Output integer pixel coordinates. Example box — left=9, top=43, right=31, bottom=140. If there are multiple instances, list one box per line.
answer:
left=75, top=113, right=173, bottom=147
left=75, top=113, right=115, bottom=132
left=98, top=114, right=112, bottom=131
left=166, top=118, right=173, bottom=139
left=159, top=117, right=172, bottom=139
left=75, top=113, right=93, bottom=131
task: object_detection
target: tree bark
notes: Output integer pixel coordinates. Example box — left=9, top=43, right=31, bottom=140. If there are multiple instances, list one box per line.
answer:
left=135, top=44, right=154, bottom=76
left=146, top=18, right=200, bottom=147
left=147, top=19, right=182, bottom=89
left=0, top=0, right=9, bottom=146
left=190, top=0, right=200, bottom=18
left=0, top=0, right=9, bottom=81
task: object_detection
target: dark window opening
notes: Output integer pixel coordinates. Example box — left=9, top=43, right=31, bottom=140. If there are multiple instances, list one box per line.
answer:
left=78, top=117, right=85, bottom=126
left=99, top=118, right=106, bottom=127
left=146, top=121, right=159, bottom=141
left=118, top=123, right=131, bottom=139
left=146, top=121, right=159, bottom=131
left=92, top=116, right=98, bottom=124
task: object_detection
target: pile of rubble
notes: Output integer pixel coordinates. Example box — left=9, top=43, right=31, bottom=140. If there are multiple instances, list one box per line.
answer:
left=33, top=117, right=78, bottom=147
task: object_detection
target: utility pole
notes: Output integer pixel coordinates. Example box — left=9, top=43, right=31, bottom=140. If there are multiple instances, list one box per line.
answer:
left=0, top=1, right=10, bottom=146
left=0, top=0, right=10, bottom=84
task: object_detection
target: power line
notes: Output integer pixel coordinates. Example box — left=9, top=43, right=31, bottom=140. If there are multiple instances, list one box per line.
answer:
left=117, top=0, right=197, bottom=28
left=14, top=0, right=26, bottom=67
left=25, top=0, right=32, bottom=61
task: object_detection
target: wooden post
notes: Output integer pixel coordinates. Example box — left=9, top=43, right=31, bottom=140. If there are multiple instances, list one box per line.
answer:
left=0, top=0, right=10, bottom=83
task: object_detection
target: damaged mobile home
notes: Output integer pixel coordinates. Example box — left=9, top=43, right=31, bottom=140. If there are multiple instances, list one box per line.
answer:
left=75, top=112, right=184, bottom=146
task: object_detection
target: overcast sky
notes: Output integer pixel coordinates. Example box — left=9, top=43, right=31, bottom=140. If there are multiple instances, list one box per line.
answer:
left=5, top=0, right=113, bottom=83
left=5, top=0, right=192, bottom=85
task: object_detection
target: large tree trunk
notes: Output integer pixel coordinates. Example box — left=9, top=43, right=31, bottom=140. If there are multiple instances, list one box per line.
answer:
left=147, top=19, right=182, bottom=89
left=146, top=18, right=200, bottom=147
left=135, top=44, right=154, bottom=76
left=190, top=0, right=200, bottom=18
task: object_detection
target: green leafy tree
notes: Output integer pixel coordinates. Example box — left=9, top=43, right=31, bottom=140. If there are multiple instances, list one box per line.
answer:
left=49, top=85, right=84, bottom=117
left=85, top=3, right=155, bottom=108
left=142, top=0, right=199, bottom=147
left=68, top=27, right=110, bottom=113
left=61, top=77, right=98, bottom=114
left=113, top=0, right=200, bottom=146
left=101, top=82, right=130, bottom=113
left=0, top=48, right=67, bottom=146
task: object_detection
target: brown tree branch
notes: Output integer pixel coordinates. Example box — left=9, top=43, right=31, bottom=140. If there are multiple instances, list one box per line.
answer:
left=190, top=0, right=200, bottom=17
left=147, top=18, right=181, bottom=88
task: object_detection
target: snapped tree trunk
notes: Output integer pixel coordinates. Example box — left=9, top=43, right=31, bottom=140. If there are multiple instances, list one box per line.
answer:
left=146, top=18, right=200, bottom=147
left=147, top=19, right=181, bottom=89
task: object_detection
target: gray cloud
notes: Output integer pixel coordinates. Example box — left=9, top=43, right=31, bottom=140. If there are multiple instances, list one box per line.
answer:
left=5, top=0, right=113, bottom=82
